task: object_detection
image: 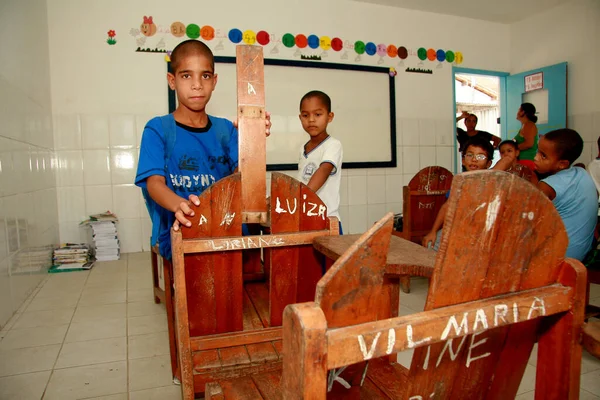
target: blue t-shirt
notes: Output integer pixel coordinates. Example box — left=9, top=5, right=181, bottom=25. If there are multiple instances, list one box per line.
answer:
left=542, top=167, right=597, bottom=261
left=135, top=115, right=238, bottom=259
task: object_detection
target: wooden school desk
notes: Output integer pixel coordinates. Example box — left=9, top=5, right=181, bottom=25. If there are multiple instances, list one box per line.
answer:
left=313, top=233, right=436, bottom=293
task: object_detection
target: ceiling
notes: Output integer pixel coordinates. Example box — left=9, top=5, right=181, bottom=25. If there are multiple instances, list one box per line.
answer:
left=352, top=0, right=570, bottom=23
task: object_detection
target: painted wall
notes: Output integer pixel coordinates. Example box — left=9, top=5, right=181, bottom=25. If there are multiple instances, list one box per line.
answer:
left=510, top=0, right=600, bottom=164
left=47, top=0, right=510, bottom=250
left=0, top=0, right=58, bottom=328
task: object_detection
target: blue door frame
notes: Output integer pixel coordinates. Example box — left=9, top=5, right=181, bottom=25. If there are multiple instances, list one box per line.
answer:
left=452, top=67, right=509, bottom=173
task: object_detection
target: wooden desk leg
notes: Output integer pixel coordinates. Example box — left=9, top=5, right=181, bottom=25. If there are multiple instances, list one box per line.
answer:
left=151, top=247, right=161, bottom=304
left=163, top=257, right=179, bottom=380
left=400, top=275, right=411, bottom=294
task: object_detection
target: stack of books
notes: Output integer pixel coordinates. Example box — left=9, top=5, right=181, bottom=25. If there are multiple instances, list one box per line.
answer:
left=82, top=211, right=120, bottom=261
left=50, top=243, right=94, bottom=272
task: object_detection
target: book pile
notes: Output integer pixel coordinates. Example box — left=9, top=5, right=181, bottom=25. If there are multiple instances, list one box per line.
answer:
left=82, top=211, right=120, bottom=261
left=50, top=243, right=94, bottom=272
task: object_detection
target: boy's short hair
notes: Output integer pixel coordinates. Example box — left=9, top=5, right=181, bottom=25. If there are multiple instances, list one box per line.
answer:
left=543, top=128, right=584, bottom=165
left=499, top=140, right=518, bottom=152
left=300, top=90, right=331, bottom=113
left=462, top=137, right=494, bottom=161
left=170, top=39, right=215, bottom=74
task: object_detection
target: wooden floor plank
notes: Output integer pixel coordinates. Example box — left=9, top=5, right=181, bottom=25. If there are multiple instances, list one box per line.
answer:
left=193, top=350, right=221, bottom=372
left=246, top=342, right=279, bottom=364
left=219, top=345, right=251, bottom=367
left=245, top=281, right=271, bottom=328
left=220, top=376, right=264, bottom=399
left=243, top=287, right=265, bottom=331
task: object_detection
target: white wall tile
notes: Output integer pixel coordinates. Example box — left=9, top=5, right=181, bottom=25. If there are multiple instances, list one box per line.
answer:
left=339, top=176, right=348, bottom=206
left=12, top=145, right=31, bottom=195
left=348, top=175, right=367, bottom=205
left=338, top=205, right=349, bottom=230
left=84, top=185, right=114, bottom=215
left=402, top=119, right=420, bottom=146
left=112, top=185, right=142, bottom=219
left=118, top=218, right=142, bottom=253
left=141, top=217, right=152, bottom=252
left=59, top=223, right=88, bottom=245
left=419, top=119, right=436, bottom=146
left=345, top=168, right=367, bottom=176
left=57, top=186, right=86, bottom=223
left=435, top=147, right=453, bottom=171
left=367, top=175, right=386, bottom=204
left=82, top=150, right=111, bottom=185
left=56, top=150, right=84, bottom=187
left=572, top=114, right=593, bottom=142
left=385, top=175, right=403, bottom=203
left=419, top=146, right=437, bottom=169
left=347, top=205, right=367, bottom=234
left=367, top=204, right=388, bottom=227
left=435, top=118, right=454, bottom=146
left=110, top=149, right=138, bottom=185
left=402, top=146, right=420, bottom=174
left=81, top=114, right=109, bottom=149
left=394, top=118, right=403, bottom=146
left=109, top=114, right=137, bottom=148
left=135, top=114, right=156, bottom=149
left=386, top=202, right=403, bottom=214
left=54, top=114, right=81, bottom=150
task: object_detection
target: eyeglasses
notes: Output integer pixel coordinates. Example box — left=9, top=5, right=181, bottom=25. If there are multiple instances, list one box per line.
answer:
left=463, top=153, right=488, bottom=161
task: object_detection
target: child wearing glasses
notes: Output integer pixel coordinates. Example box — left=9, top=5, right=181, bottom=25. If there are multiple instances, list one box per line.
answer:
left=422, top=137, right=494, bottom=250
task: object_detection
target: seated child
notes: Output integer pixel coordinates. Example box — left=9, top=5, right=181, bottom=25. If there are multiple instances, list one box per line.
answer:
left=422, top=137, right=494, bottom=249
left=498, top=140, right=538, bottom=184
left=532, top=129, right=597, bottom=261
left=297, top=90, right=344, bottom=233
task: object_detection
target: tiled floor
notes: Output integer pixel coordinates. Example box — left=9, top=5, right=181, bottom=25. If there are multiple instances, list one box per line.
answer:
left=1, top=254, right=600, bottom=399
left=0, top=252, right=181, bottom=400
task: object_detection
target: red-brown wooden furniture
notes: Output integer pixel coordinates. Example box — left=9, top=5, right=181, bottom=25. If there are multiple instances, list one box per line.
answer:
left=167, top=45, right=340, bottom=398
left=206, top=171, right=586, bottom=399
left=396, top=166, right=453, bottom=293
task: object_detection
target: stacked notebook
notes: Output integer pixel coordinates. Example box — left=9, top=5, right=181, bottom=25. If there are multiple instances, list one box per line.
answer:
left=50, top=243, right=94, bottom=272
left=81, top=211, right=121, bottom=262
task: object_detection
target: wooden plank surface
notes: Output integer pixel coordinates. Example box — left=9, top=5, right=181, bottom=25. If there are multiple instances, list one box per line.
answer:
left=236, top=45, right=267, bottom=222
left=193, top=350, right=221, bottom=372
left=246, top=342, right=279, bottom=364
left=313, top=234, right=436, bottom=278
left=219, top=345, right=251, bottom=368
left=242, top=288, right=265, bottom=331
left=245, top=281, right=271, bottom=328
left=191, top=327, right=281, bottom=352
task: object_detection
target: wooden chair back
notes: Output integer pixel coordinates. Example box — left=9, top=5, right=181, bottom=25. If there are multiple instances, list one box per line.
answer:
left=280, top=171, right=586, bottom=399
left=401, top=166, right=453, bottom=243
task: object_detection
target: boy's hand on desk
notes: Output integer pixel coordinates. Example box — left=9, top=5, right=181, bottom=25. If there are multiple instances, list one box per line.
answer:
left=172, top=194, right=200, bottom=231
left=422, top=231, right=437, bottom=249
left=233, top=111, right=272, bottom=136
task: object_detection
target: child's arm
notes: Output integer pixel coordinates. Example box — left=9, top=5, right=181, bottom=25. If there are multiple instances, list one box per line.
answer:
left=306, top=163, right=335, bottom=192
left=422, top=202, right=448, bottom=248
left=537, top=181, right=556, bottom=200
left=146, top=175, right=200, bottom=230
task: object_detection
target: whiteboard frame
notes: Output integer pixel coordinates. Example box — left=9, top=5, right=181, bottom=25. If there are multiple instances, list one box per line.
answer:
left=167, top=57, right=397, bottom=171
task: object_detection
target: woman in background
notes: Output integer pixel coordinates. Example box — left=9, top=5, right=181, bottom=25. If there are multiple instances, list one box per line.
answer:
left=513, top=103, right=538, bottom=170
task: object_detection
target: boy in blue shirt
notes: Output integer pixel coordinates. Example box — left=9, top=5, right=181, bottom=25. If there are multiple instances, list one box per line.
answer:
left=135, top=40, right=269, bottom=259
left=532, top=129, right=597, bottom=261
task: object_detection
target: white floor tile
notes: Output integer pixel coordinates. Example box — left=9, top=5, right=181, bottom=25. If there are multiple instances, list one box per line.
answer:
left=56, top=337, right=127, bottom=368
left=26, top=293, right=80, bottom=312
left=128, top=314, right=168, bottom=336
left=128, top=331, right=170, bottom=360
left=72, top=303, right=126, bottom=323
left=127, top=301, right=165, bottom=317
left=128, top=355, right=173, bottom=392
left=0, top=324, right=68, bottom=350
left=43, top=361, right=127, bottom=400
left=0, top=344, right=60, bottom=377
left=65, top=318, right=126, bottom=343
left=79, top=289, right=127, bottom=306
left=0, top=370, right=51, bottom=400
left=129, top=384, right=182, bottom=400
left=12, top=309, right=74, bottom=329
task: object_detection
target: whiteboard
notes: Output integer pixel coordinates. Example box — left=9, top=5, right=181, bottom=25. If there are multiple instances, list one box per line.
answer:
left=168, top=57, right=396, bottom=170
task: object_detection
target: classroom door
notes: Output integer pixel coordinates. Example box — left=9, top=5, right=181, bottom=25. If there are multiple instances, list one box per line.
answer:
left=505, top=62, right=567, bottom=139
